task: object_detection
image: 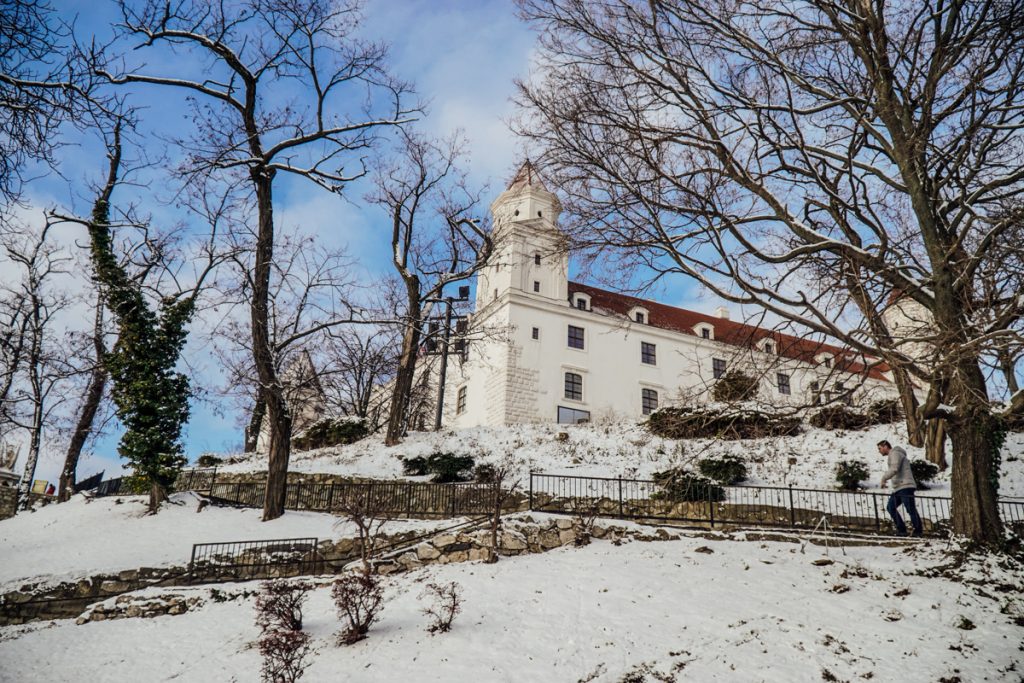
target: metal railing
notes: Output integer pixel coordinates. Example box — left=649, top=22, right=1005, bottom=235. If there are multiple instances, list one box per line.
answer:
left=188, top=537, right=322, bottom=583
left=529, top=472, right=1024, bottom=537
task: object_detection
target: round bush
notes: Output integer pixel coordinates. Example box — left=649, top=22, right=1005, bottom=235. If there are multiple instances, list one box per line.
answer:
left=697, top=455, right=748, bottom=484
left=910, top=460, right=939, bottom=489
left=834, top=460, right=869, bottom=490
left=426, top=453, right=475, bottom=483
left=652, top=468, right=726, bottom=502
left=401, top=456, right=429, bottom=476
left=473, top=463, right=498, bottom=484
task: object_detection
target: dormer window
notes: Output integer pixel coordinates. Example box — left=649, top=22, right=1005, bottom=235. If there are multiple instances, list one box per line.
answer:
left=573, top=292, right=591, bottom=311
left=815, top=353, right=834, bottom=368
left=695, top=323, right=714, bottom=340
left=757, top=338, right=776, bottom=354
left=629, top=306, right=649, bottom=324
left=534, top=253, right=541, bottom=265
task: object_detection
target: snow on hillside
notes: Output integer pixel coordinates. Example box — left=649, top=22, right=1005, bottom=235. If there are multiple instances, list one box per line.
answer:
left=1, top=525, right=1021, bottom=682
left=220, top=421, right=1024, bottom=498
left=0, top=493, right=454, bottom=592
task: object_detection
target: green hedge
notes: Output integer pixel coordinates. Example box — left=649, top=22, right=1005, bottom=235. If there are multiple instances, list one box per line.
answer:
left=834, top=460, right=869, bottom=490
left=292, top=418, right=369, bottom=451
left=651, top=467, right=726, bottom=502
left=697, top=455, right=748, bottom=484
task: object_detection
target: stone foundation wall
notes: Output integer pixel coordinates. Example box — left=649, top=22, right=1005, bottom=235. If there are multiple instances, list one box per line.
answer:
left=0, top=486, right=17, bottom=521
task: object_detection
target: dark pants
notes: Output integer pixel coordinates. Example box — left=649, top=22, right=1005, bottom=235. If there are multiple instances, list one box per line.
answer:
left=887, top=487, right=923, bottom=537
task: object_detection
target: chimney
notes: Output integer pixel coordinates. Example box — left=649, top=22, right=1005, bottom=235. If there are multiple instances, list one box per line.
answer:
left=715, top=306, right=730, bottom=320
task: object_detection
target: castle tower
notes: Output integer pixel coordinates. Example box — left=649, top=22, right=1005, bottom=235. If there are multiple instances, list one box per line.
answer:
left=475, top=160, right=569, bottom=311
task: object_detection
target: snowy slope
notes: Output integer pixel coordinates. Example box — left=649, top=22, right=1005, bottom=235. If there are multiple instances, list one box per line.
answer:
left=1, top=528, right=1020, bottom=682
left=220, top=421, right=1024, bottom=498
left=0, top=493, right=453, bottom=592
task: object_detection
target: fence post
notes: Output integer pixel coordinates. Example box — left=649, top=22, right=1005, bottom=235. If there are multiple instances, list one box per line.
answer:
left=528, top=472, right=534, bottom=511
left=210, top=467, right=217, bottom=494
left=449, top=484, right=457, bottom=518
left=788, top=485, right=796, bottom=527
left=327, top=483, right=335, bottom=512
left=708, top=486, right=715, bottom=528
left=872, top=493, right=880, bottom=531
left=617, top=477, right=623, bottom=518
left=407, top=482, right=413, bottom=517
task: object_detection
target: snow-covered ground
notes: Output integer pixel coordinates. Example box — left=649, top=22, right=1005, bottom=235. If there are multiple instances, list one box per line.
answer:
left=0, top=493, right=456, bottom=592
left=220, top=421, right=1024, bottom=498
left=1, top=525, right=1021, bottom=682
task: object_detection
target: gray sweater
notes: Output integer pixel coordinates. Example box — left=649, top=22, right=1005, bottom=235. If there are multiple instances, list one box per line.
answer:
left=881, top=447, right=916, bottom=491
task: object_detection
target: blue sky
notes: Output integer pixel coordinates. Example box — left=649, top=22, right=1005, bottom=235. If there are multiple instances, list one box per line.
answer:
left=19, top=0, right=706, bottom=485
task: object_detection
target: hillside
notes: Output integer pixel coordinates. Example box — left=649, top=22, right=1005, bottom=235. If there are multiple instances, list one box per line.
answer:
left=219, top=421, right=1024, bottom=498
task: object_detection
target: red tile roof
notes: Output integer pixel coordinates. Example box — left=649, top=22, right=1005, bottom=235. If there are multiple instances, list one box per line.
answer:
left=568, top=281, right=891, bottom=382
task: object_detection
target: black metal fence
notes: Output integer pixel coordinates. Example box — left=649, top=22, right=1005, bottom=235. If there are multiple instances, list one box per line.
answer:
left=529, top=472, right=1024, bottom=537
left=188, top=537, right=322, bottom=582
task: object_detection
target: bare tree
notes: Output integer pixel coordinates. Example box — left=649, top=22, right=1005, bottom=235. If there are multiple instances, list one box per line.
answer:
left=212, top=228, right=380, bottom=452
left=320, top=324, right=399, bottom=430
left=517, top=0, right=1024, bottom=545
left=95, top=0, right=416, bottom=520
left=0, top=219, right=73, bottom=508
left=374, top=132, right=493, bottom=446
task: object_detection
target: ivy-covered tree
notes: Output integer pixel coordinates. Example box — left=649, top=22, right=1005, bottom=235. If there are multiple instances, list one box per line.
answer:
left=77, top=124, right=205, bottom=512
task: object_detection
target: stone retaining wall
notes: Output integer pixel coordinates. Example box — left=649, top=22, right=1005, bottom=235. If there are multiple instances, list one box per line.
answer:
left=372, top=516, right=680, bottom=575
left=0, top=486, right=16, bottom=521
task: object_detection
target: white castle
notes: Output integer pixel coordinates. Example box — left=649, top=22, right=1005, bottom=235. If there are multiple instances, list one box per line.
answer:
left=441, top=162, right=901, bottom=427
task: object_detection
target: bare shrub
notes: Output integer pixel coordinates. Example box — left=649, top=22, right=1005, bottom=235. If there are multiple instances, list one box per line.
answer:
left=333, top=486, right=388, bottom=575
left=420, top=581, right=463, bottom=634
left=254, top=580, right=313, bottom=683
left=255, top=580, right=312, bottom=632
left=332, top=573, right=385, bottom=645
left=569, top=500, right=599, bottom=547
left=258, top=629, right=312, bottom=683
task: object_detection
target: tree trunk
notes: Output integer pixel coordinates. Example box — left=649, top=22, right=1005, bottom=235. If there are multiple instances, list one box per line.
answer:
left=998, top=349, right=1020, bottom=397
left=385, top=294, right=421, bottom=446
left=148, top=481, right=168, bottom=514
left=58, top=364, right=107, bottom=501
left=947, top=358, right=1004, bottom=545
left=59, top=300, right=107, bottom=502
left=244, top=385, right=266, bottom=453
left=924, top=418, right=948, bottom=471
left=249, top=171, right=293, bottom=522
left=16, top=299, right=44, bottom=511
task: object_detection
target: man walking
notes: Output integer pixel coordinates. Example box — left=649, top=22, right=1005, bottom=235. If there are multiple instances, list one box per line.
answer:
left=877, top=440, right=923, bottom=537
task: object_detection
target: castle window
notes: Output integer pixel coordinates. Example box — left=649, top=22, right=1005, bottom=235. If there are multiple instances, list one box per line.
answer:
left=642, top=388, right=659, bottom=415
left=641, top=342, right=656, bottom=365
left=576, top=298, right=587, bottom=310
left=810, top=381, right=821, bottom=405
left=534, top=253, right=541, bottom=265
left=456, top=387, right=467, bottom=415
left=533, top=281, right=540, bottom=293
left=763, top=341, right=774, bottom=354
left=532, top=327, right=539, bottom=340
left=635, top=312, right=645, bottom=324
left=557, top=406, right=591, bottom=424
left=776, top=373, right=791, bottom=395
left=712, top=357, right=727, bottom=379
left=564, top=372, right=583, bottom=401
left=568, top=325, right=585, bottom=349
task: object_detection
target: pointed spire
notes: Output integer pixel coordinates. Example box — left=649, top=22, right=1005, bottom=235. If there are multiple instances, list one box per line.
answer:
left=507, top=158, right=549, bottom=192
